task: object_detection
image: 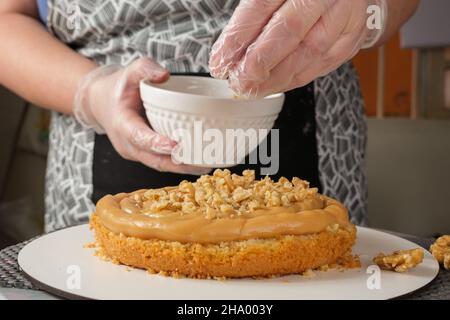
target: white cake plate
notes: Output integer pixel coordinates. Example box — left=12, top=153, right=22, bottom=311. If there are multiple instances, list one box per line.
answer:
left=18, top=225, right=439, bottom=300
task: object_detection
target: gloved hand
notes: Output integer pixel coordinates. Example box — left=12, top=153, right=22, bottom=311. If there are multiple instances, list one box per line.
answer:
left=73, top=57, right=211, bottom=175
left=209, top=0, right=388, bottom=98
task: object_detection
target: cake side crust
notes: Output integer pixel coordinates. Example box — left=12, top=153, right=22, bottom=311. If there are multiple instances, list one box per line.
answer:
left=90, top=214, right=357, bottom=278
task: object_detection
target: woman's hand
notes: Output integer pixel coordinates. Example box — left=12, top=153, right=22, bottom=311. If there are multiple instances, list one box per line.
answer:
left=74, top=57, right=210, bottom=175
left=209, top=0, right=387, bottom=98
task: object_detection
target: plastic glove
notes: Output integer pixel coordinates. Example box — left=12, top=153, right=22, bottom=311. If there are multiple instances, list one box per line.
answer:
left=209, top=0, right=388, bottom=98
left=73, top=57, right=211, bottom=175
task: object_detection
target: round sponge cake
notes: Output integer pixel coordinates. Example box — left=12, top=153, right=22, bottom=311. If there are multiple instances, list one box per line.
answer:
left=90, top=214, right=356, bottom=278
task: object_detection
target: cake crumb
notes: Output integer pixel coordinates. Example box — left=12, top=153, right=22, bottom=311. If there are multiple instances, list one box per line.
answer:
left=83, top=242, right=97, bottom=249
left=318, top=264, right=329, bottom=272
left=94, top=247, right=120, bottom=264
left=332, top=253, right=361, bottom=270
left=302, top=269, right=316, bottom=278
left=147, top=268, right=157, bottom=275
left=158, top=270, right=169, bottom=277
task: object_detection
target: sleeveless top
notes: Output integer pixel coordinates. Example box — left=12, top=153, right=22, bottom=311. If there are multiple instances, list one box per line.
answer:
left=41, top=0, right=368, bottom=231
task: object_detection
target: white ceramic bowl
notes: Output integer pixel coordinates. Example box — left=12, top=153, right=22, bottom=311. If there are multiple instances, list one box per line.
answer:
left=140, top=76, right=285, bottom=167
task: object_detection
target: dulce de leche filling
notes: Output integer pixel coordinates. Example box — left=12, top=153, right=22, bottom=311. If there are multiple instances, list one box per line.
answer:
left=94, top=170, right=350, bottom=244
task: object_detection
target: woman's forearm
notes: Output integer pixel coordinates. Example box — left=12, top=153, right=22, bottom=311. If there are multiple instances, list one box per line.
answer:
left=0, top=14, right=96, bottom=114
left=376, top=0, right=420, bottom=46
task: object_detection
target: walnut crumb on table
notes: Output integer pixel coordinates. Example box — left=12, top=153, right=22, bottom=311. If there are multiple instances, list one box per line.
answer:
left=373, top=248, right=424, bottom=273
left=430, top=235, right=450, bottom=270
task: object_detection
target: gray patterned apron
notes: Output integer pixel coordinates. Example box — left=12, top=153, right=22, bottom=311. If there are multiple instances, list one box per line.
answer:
left=43, top=0, right=368, bottom=232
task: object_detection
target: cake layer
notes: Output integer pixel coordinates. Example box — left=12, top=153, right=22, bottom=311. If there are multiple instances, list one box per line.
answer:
left=91, top=214, right=357, bottom=278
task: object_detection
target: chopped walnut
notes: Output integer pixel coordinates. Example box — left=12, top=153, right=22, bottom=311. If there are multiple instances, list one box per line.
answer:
left=204, top=207, right=217, bottom=220
left=181, top=202, right=196, bottom=214
left=232, top=186, right=252, bottom=202
left=326, top=224, right=340, bottom=233
left=219, top=204, right=235, bottom=215
left=281, top=195, right=290, bottom=207
left=136, top=169, right=322, bottom=219
left=430, top=235, right=450, bottom=270
left=153, top=200, right=170, bottom=211
left=373, top=248, right=424, bottom=273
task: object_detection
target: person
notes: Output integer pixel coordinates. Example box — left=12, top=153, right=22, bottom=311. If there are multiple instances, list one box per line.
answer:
left=0, top=0, right=419, bottom=232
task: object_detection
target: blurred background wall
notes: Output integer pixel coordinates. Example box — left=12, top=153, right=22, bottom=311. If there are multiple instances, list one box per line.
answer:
left=0, top=93, right=48, bottom=248
left=353, top=0, right=450, bottom=237
left=0, top=1, right=449, bottom=248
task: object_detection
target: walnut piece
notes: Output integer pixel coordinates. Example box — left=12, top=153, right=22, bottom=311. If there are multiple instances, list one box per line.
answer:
left=137, top=169, right=321, bottom=218
left=373, top=248, right=424, bottom=273
left=430, top=235, right=450, bottom=270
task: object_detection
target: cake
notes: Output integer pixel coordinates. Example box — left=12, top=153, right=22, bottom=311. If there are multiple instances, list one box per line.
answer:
left=90, top=169, right=357, bottom=278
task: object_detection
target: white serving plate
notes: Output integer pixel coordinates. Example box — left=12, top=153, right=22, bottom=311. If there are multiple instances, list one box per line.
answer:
left=18, top=225, right=439, bottom=300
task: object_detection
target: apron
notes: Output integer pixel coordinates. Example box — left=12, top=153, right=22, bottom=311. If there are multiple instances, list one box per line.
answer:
left=43, top=0, right=368, bottom=231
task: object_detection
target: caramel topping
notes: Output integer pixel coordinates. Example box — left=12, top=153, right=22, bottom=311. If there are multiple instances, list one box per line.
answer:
left=94, top=170, right=351, bottom=244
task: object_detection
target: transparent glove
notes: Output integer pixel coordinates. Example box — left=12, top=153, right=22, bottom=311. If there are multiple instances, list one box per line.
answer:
left=209, top=0, right=388, bottom=98
left=73, top=57, right=210, bottom=175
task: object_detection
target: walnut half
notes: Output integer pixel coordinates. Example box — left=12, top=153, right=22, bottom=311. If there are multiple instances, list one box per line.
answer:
left=373, top=248, right=424, bottom=273
left=430, top=235, right=450, bottom=270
